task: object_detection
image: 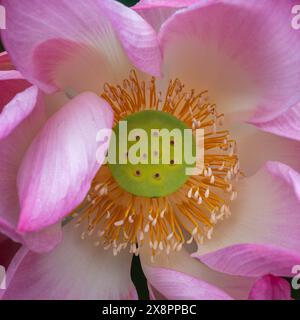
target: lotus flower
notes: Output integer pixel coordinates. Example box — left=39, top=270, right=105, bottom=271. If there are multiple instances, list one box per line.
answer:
left=0, top=0, right=300, bottom=300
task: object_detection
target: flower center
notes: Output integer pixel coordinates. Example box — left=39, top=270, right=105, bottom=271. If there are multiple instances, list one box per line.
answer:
left=108, top=110, right=195, bottom=198
left=73, top=71, right=240, bottom=260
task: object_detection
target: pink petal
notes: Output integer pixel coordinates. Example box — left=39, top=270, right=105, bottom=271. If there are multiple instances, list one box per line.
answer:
left=2, top=0, right=162, bottom=93
left=144, top=266, right=233, bottom=300
left=134, top=0, right=198, bottom=32
left=140, top=245, right=255, bottom=300
left=0, top=86, right=38, bottom=139
left=0, top=91, right=46, bottom=241
left=249, top=275, right=292, bottom=300
left=1, top=222, right=136, bottom=300
left=159, top=0, right=300, bottom=123
left=196, top=244, right=300, bottom=278
left=254, top=103, right=300, bottom=141
left=0, top=70, right=31, bottom=111
left=230, top=123, right=300, bottom=176
left=193, top=162, right=300, bottom=277
left=0, top=90, right=62, bottom=252
left=17, top=92, right=113, bottom=233
left=135, top=0, right=198, bottom=7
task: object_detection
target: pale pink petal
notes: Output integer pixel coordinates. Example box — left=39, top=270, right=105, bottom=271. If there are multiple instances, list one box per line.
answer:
left=230, top=123, right=300, bottom=176
left=0, top=70, right=30, bottom=110
left=159, top=0, right=300, bottom=123
left=0, top=90, right=62, bottom=252
left=134, top=0, right=198, bottom=32
left=1, top=223, right=136, bottom=300
left=193, top=162, right=300, bottom=277
left=140, top=246, right=255, bottom=300
left=249, top=275, right=292, bottom=300
left=0, top=91, right=46, bottom=242
left=135, top=0, right=198, bottom=7
left=22, top=223, right=63, bottom=254
left=0, top=86, right=38, bottom=139
left=254, top=103, right=300, bottom=141
left=196, top=244, right=300, bottom=278
left=144, top=267, right=233, bottom=300
left=2, top=0, right=162, bottom=93
left=17, top=92, right=113, bottom=233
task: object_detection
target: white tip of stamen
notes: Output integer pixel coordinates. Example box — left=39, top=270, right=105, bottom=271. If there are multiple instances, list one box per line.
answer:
left=81, top=232, right=86, bottom=240
left=219, top=162, right=225, bottom=171
left=188, top=188, right=193, bottom=198
left=160, top=209, right=166, bottom=219
left=194, top=190, right=199, bottom=199
left=176, top=243, right=183, bottom=251
left=192, top=227, right=198, bottom=236
left=159, top=241, right=164, bottom=251
left=210, top=213, right=217, bottom=224
left=98, top=230, right=105, bottom=237
left=152, top=218, right=157, bottom=227
left=217, top=212, right=226, bottom=220
left=210, top=175, right=215, bottom=184
left=129, top=215, right=134, bottom=224
left=166, top=244, right=171, bottom=255
left=186, top=236, right=194, bottom=244
left=99, top=187, right=108, bottom=196
left=94, top=184, right=101, bottom=191
left=198, top=196, right=203, bottom=204
left=207, top=227, right=214, bottom=240
left=139, top=231, right=144, bottom=241
left=230, top=191, right=237, bottom=201
left=233, top=162, right=240, bottom=174
left=205, top=188, right=210, bottom=198
left=207, top=167, right=212, bottom=177
left=132, top=243, right=137, bottom=254
left=227, top=170, right=232, bottom=180
left=144, top=223, right=150, bottom=233
left=148, top=214, right=154, bottom=221
left=167, top=232, right=174, bottom=241
left=114, top=220, right=124, bottom=227
left=106, top=211, right=111, bottom=219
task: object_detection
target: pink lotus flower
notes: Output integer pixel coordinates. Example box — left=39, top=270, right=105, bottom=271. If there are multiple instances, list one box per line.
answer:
left=0, top=0, right=300, bottom=300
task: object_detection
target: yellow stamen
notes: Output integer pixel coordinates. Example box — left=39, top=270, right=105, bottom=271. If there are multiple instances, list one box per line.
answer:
left=73, top=70, right=240, bottom=259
